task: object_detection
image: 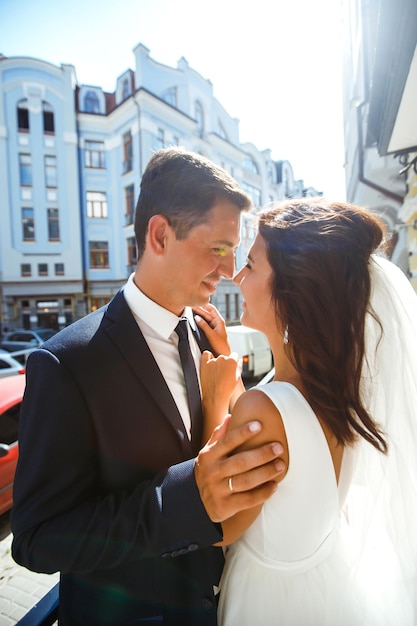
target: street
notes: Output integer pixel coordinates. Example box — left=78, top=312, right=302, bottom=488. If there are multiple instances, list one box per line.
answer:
left=0, top=512, right=59, bottom=625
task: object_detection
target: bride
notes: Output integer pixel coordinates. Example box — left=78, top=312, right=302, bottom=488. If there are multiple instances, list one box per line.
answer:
left=197, top=199, right=417, bottom=625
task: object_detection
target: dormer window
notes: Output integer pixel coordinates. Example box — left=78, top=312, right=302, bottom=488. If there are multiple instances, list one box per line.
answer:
left=85, top=91, right=100, bottom=114
left=163, top=87, right=177, bottom=107
left=122, top=78, right=131, bottom=100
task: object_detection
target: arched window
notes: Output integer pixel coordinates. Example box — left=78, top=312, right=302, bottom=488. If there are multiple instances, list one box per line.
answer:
left=17, top=99, right=30, bottom=132
left=267, top=162, right=275, bottom=183
left=282, top=162, right=295, bottom=197
left=84, top=91, right=100, bottom=114
left=43, top=102, right=55, bottom=134
left=243, top=155, right=259, bottom=175
left=195, top=101, right=204, bottom=138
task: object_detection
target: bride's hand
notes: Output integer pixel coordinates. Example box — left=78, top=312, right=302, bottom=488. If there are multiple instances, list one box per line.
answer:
left=200, top=350, right=240, bottom=420
left=193, top=304, right=231, bottom=356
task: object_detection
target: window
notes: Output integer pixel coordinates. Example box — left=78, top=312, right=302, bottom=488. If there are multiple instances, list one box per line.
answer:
left=242, top=182, right=261, bottom=207
left=44, top=155, right=57, bottom=188
left=122, top=78, right=131, bottom=100
left=21, top=263, right=31, bottom=277
left=22, top=207, right=35, bottom=241
left=19, top=154, right=32, bottom=186
left=43, top=102, right=55, bottom=134
left=234, top=293, right=240, bottom=320
left=85, top=141, right=105, bottom=168
left=122, top=130, right=133, bottom=173
left=38, top=263, right=48, bottom=276
left=243, top=155, right=260, bottom=174
left=47, top=208, right=60, bottom=240
left=127, top=236, right=137, bottom=269
left=0, top=392, right=21, bottom=440
left=218, top=122, right=228, bottom=140
left=17, top=100, right=29, bottom=132
left=156, top=128, right=165, bottom=150
left=125, top=185, right=135, bottom=225
left=89, top=241, right=109, bottom=268
left=86, top=191, right=108, bottom=218
left=85, top=91, right=100, bottom=113
left=225, top=293, right=231, bottom=321
left=55, top=263, right=64, bottom=276
left=267, top=162, right=275, bottom=182
left=163, top=86, right=177, bottom=107
left=90, top=297, right=108, bottom=312
left=195, top=101, right=204, bottom=138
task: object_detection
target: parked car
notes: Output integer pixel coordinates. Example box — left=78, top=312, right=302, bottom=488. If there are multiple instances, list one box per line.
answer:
left=0, top=328, right=56, bottom=352
left=226, top=325, right=273, bottom=379
left=0, top=349, right=26, bottom=378
left=0, top=374, right=26, bottom=515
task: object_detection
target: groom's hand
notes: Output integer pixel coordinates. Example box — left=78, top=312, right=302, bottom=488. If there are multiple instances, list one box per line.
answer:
left=195, top=415, right=284, bottom=523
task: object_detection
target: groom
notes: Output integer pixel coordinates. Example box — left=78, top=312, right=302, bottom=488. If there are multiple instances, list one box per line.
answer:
left=11, top=148, right=284, bottom=626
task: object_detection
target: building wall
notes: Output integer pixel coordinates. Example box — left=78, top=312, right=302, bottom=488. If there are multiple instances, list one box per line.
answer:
left=0, top=46, right=315, bottom=330
left=0, top=57, right=84, bottom=331
left=400, top=154, right=417, bottom=289
left=341, top=0, right=412, bottom=277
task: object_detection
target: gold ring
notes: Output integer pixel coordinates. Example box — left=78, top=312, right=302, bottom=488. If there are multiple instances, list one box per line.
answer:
left=228, top=476, right=234, bottom=493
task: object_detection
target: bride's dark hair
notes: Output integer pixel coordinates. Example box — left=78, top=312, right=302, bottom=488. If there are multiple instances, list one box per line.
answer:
left=258, top=198, right=389, bottom=452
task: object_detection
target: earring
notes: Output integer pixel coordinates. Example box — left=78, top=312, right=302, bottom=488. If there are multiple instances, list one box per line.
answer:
left=283, top=325, right=289, bottom=345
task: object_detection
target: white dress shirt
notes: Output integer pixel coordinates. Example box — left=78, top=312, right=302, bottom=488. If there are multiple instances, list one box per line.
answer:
left=123, top=274, right=202, bottom=439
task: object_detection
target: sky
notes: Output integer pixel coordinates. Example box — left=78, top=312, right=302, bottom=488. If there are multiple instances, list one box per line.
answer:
left=0, top=0, right=347, bottom=199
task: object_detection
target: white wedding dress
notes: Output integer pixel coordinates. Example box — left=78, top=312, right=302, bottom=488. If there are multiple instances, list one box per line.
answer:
left=218, top=380, right=415, bottom=625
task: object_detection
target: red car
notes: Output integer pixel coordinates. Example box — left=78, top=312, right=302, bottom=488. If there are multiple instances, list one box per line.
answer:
left=0, top=374, right=26, bottom=516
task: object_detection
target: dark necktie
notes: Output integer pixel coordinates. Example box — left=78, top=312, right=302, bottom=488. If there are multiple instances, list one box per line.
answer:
left=175, top=318, right=203, bottom=452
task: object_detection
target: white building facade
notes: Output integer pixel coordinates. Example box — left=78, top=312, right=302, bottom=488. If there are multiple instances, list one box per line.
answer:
left=0, top=44, right=316, bottom=330
left=341, top=0, right=417, bottom=281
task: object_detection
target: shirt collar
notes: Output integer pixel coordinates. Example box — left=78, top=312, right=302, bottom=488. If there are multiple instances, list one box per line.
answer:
left=123, top=274, right=197, bottom=339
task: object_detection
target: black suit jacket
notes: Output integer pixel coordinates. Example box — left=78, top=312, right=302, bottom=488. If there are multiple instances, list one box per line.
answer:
left=11, top=291, right=224, bottom=626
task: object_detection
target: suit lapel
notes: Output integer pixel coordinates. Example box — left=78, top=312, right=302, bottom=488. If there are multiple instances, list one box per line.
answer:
left=104, top=292, right=193, bottom=456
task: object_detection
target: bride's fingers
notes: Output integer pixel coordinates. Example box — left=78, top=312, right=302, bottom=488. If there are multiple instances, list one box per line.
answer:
left=201, top=350, right=214, bottom=364
left=194, top=313, right=211, bottom=328
left=195, top=314, right=226, bottom=338
left=193, top=304, right=225, bottom=326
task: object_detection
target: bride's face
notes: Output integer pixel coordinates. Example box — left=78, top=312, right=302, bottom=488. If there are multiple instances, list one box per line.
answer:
left=233, top=234, right=276, bottom=334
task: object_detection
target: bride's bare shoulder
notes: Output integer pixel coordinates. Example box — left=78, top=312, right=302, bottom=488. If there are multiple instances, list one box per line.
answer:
left=230, top=386, right=288, bottom=478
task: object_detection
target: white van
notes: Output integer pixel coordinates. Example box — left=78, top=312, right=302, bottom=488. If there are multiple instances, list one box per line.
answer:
left=226, top=325, right=273, bottom=379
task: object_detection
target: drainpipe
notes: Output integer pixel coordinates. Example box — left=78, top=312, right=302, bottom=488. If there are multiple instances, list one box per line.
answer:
left=75, top=119, right=89, bottom=317
left=132, top=94, right=143, bottom=269
left=134, top=94, right=143, bottom=184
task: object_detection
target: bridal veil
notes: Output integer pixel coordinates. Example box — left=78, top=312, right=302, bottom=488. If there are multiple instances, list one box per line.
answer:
left=347, top=255, right=417, bottom=623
